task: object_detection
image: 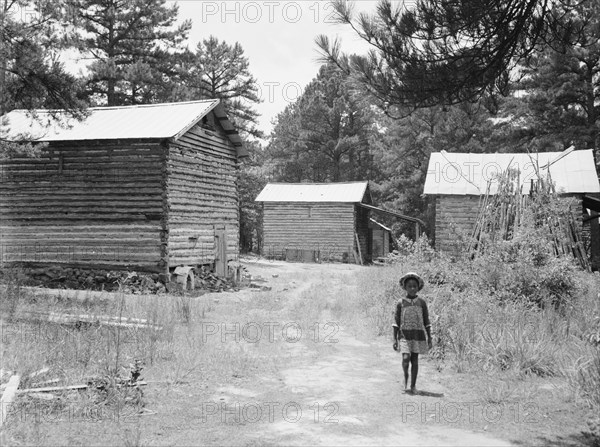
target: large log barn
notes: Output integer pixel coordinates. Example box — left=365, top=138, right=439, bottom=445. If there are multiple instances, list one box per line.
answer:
left=423, top=150, right=600, bottom=268
left=0, top=100, right=247, bottom=280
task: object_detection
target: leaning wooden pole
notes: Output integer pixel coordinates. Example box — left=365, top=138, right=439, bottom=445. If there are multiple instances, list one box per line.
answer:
left=354, top=232, right=363, bottom=265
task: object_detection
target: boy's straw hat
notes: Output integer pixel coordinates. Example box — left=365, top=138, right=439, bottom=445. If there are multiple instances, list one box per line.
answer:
left=399, top=272, right=424, bottom=291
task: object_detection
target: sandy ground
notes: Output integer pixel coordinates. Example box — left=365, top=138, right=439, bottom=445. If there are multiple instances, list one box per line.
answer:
left=3, top=259, right=593, bottom=446
left=205, top=260, right=513, bottom=446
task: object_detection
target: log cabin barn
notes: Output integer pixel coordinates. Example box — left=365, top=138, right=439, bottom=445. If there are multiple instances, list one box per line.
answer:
left=0, top=100, right=247, bottom=283
left=255, top=182, right=420, bottom=263
left=423, top=150, right=600, bottom=268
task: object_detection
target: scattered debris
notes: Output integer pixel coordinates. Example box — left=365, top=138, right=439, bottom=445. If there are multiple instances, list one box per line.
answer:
left=194, top=266, right=239, bottom=292
left=1, top=267, right=168, bottom=294
left=1, top=265, right=252, bottom=295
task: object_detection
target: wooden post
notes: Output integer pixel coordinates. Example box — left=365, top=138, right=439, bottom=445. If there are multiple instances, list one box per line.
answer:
left=354, top=232, right=363, bottom=265
left=415, top=222, right=420, bottom=240
left=214, top=226, right=227, bottom=277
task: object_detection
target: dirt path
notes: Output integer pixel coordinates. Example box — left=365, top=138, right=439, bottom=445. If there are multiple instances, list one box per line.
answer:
left=4, top=260, right=591, bottom=446
left=211, top=261, right=513, bottom=446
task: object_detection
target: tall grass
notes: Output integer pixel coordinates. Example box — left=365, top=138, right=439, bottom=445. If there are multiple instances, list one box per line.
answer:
left=348, top=237, right=600, bottom=438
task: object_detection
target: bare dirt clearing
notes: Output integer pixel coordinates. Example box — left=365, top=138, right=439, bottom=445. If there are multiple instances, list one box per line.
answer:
left=2, top=260, right=593, bottom=446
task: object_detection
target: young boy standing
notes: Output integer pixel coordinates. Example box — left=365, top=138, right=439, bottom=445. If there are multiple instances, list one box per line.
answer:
left=393, top=272, right=432, bottom=394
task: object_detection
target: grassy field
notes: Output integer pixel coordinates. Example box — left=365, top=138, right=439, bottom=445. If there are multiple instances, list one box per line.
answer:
left=1, top=256, right=599, bottom=446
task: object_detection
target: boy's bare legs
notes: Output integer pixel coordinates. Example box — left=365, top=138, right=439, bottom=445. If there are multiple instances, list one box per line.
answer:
left=402, top=353, right=410, bottom=391
left=410, top=353, right=419, bottom=393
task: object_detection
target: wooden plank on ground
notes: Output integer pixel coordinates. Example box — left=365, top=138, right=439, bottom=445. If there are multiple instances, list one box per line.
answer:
left=0, top=375, right=21, bottom=429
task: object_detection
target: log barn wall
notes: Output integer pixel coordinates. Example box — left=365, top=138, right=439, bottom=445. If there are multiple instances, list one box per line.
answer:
left=166, top=118, right=240, bottom=267
left=434, top=195, right=480, bottom=253
left=0, top=141, right=168, bottom=272
left=262, top=202, right=356, bottom=261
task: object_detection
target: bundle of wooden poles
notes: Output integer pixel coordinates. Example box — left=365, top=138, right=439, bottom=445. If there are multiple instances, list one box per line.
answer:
left=467, top=165, right=590, bottom=270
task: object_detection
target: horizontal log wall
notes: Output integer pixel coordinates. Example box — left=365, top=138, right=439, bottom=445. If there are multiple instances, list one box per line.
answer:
left=262, top=202, right=356, bottom=261
left=0, top=142, right=167, bottom=272
left=166, top=118, right=240, bottom=268
left=434, top=195, right=480, bottom=254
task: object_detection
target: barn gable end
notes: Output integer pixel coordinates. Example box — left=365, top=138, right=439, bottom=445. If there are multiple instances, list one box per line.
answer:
left=165, top=111, right=240, bottom=268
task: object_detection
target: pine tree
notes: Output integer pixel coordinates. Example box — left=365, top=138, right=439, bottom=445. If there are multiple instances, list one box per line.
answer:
left=178, top=36, right=262, bottom=138
left=70, top=0, right=191, bottom=106
left=518, top=0, right=600, bottom=155
left=267, top=64, right=376, bottom=182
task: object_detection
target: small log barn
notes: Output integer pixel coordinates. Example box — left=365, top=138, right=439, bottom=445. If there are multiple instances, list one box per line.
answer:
left=423, top=150, right=600, bottom=267
left=256, top=182, right=372, bottom=263
left=0, top=100, right=247, bottom=278
left=255, top=182, right=419, bottom=263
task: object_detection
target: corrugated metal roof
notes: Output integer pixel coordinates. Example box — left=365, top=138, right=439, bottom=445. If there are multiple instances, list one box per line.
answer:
left=0, top=100, right=228, bottom=142
left=423, top=150, right=600, bottom=195
left=255, top=182, right=369, bottom=203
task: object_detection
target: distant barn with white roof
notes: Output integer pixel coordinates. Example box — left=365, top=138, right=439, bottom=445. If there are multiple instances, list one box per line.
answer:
left=255, top=182, right=423, bottom=263
left=0, top=100, right=247, bottom=280
left=255, top=182, right=373, bottom=263
left=423, top=150, right=600, bottom=265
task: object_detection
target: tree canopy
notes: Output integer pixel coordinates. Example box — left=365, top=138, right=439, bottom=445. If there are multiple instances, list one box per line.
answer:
left=316, top=0, right=576, bottom=115
left=267, top=64, right=377, bottom=182
left=0, top=0, right=84, bottom=115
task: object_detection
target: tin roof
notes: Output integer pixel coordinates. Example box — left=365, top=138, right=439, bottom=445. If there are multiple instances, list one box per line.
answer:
left=255, top=182, right=369, bottom=203
left=0, top=100, right=243, bottom=148
left=423, top=150, right=600, bottom=195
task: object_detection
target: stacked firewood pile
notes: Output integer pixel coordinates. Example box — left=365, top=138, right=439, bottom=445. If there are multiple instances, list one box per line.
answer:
left=468, top=166, right=590, bottom=270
